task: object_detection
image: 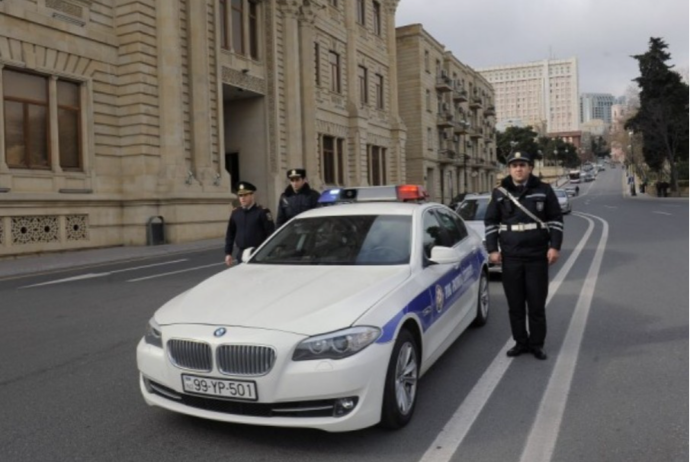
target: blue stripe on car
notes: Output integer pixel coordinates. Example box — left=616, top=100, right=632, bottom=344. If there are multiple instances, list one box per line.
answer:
left=376, top=249, right=484, bottom=343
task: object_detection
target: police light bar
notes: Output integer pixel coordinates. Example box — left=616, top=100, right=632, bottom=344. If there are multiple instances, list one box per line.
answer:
left=318, top=185, right=428, bottom=204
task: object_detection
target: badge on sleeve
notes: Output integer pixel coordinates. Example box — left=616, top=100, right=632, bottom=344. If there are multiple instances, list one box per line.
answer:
left=536, top=201, right=544, bottom=212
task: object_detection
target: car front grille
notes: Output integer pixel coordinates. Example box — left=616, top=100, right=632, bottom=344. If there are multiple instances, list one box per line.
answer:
left=216, top=345, right=276, bottom=376
left=144, top=378, right=356, bottom=418
left=167, top=339, right=212, bottom=372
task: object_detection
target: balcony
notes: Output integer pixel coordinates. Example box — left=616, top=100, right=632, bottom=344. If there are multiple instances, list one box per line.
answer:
left=484, top=105, right=496, bottom=116
left=470, top=96, right=483, bottom=110
left=453, top=120, right=469, bottom=134
left=469, top=126, right=482, bottom=139
left=452, top=88, right=468, bottom=102
left=436, top=111, right=454, bottom=128
left=435, top=75, right=453, bottom=92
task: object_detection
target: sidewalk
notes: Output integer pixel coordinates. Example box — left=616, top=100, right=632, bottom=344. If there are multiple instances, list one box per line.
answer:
left=0, top=238, right=224, bottom=279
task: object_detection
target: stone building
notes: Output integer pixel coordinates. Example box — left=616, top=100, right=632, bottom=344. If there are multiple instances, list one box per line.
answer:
left=0, top=0, right=405, bottom=257
left=396, top=24, right=497, bottom=202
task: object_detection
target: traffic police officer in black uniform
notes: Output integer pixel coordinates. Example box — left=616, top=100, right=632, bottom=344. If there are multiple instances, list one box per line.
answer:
left=484, top=151, right=563, bottom=360
left=224, top=181, right=275, bottom=266
left=276, top=168, right=321, bottom=228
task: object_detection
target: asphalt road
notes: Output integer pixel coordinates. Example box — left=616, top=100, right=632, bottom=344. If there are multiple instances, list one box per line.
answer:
left=0, top=167, right=687, bottom=462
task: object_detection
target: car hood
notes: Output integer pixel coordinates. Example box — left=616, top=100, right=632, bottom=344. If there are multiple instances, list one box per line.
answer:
left=155, top=264, right=411, bottom=336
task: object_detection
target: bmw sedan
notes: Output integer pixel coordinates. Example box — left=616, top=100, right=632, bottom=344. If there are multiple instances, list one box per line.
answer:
left=137, top=186, right=490, bottom=432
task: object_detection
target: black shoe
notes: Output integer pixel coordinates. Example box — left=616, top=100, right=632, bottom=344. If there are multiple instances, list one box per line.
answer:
left=506, top=344, right=529, bottom=357
left=531, top=347, right=547, bottom=360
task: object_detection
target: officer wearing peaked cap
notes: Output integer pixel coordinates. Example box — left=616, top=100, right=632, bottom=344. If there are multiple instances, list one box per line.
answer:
left=484, top=150, right=563, bottom=360
left=224, top=181, right=275, bottom=266
left=276, top=168, right=321, bottom=228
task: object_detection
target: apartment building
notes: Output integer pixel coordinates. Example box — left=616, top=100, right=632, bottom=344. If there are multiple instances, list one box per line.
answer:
left=0, top=0, right=405, bottom=257
left=478, top=57, right=580, bottom=134
left=396, top=24, right=497, bottom=202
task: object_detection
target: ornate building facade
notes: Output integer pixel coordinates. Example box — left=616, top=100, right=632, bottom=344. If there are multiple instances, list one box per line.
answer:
left=396, top=24, right=497, bottom=201
left=0, top=0, right=405, bottom=257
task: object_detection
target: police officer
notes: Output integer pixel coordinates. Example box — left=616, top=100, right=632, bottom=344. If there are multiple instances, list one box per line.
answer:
left=484, top=151, right=563, bottom=360
left=276, top=168, right=321, bottom=228
left=224, top=181, right=275, bottom=266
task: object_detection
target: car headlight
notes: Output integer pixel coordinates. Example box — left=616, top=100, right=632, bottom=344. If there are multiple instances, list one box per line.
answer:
left=292, top=326, right=381, bottom=361
left=144, top=317, right=163, bottom=348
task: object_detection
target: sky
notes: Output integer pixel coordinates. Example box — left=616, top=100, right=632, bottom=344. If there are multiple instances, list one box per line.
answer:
left=395, top=0, right=689, bottom=97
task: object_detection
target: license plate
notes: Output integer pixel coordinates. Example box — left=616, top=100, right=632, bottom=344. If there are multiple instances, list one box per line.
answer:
left=181, top=374, right=258, bottom=401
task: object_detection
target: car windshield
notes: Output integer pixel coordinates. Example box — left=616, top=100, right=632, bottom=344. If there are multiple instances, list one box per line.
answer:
left=555, top=190, right=567, bottom=198
left=251, top=215, right=412, bottom=265
left=457, top=198, right=489, bottom=221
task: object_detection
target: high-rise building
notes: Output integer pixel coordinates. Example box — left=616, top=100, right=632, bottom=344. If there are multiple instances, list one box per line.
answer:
left=396, top=24, right=497, bottom=202
left=478, top=58, right=580, bottom=133
left=580, top=93, right=615, bottom=124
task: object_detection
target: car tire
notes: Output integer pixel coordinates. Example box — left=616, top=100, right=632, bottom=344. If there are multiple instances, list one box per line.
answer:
left=380, top=329, right=419, bottom=430
left=471, top=270, right=489, bottom=327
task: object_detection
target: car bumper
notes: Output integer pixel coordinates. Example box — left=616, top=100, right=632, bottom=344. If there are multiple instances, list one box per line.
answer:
left=137, top=326, right=393, bottom=432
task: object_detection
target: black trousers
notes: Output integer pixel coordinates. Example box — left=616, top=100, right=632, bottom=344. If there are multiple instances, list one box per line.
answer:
left=501, top=256, right=549, bottom=348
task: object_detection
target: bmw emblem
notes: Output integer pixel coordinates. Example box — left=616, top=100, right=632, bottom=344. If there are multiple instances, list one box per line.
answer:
left=214, top=327, right=227, bottom=337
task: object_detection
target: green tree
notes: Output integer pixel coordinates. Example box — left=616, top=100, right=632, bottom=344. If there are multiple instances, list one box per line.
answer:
left=626, top=37, right=689, bottom=193
left=495, top=126, right=540, bottom=164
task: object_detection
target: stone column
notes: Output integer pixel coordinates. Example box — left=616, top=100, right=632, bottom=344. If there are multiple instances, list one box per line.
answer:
left=187, top=0, right=214, bottom=187
left=0, top=65, right=8, bottom=175
left=279, top=1, right=304, bottom=171
left=156, top=0, right=188, bottom=190
left=298, top=5, right=319, bottom=185
left=345, top=1, right=365, bottom=185
left=385, top=0, right=405, bottom=184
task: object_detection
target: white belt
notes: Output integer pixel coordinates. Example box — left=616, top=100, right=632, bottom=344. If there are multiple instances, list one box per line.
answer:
left=500, top=223, right=542, bottom=232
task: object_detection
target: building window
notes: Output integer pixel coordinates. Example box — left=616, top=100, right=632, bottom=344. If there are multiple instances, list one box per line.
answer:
left=426, top=89, right=431, bottom=111
left=329, top=51, right=341, bottom=93
left=374, top=74, right=384, bottom=109
left=57, top=80, right=81, bottom=170
left=3, top=68, right=82, bottom=170
left=368, top=145, right=387, bottom=186
left=372, top=1, right=382, bottom=36
left=248, top=1, right=259, bottom=59
left=322, top=135, right=344, bottom=185
left=424, top=50, right=430, bottom=72
left=315, top=42, right=321, bottom=86
left=356, top=0, right=365, bottom=26
left=219, top=0, right=229, bottom=49
left=358, top=65, right=368, bottom=105
left=231, top=0, right=244, bottom=54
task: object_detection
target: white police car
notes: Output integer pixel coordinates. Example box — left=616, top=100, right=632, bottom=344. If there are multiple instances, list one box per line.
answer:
left=137, top=185, right=490, bottom=432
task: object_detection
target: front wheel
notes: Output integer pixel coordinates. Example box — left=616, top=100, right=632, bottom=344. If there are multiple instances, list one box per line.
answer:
left=472, top=271, right=489, bottom=327
left=380, top=329, right=419, bottom=430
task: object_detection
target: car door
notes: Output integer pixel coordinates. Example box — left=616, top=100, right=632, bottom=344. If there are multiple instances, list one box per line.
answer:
left=416, top=208, right=463, bottom=363
left=434, top=208, right=479, bottom=329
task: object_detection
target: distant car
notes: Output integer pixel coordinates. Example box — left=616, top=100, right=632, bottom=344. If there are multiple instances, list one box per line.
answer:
left=456, top=193, right=501, bottom=274
left=564, top=185, right=579, bottom=197
left=553, top=188, right=572, bottom=214
left=137, top=185, right=490, bottom=433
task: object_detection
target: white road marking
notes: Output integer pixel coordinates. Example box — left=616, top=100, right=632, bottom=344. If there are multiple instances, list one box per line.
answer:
left=418, top=214, right=596, bottom=462
left=652, top=211, right=672, bottom=216
left=19, top=259, right=188, bottom=289
left=127, top=262, right=224, bottom=282
left=603, top=205, right=617, bottom=209
left=519, top=213, right=608, bottom=462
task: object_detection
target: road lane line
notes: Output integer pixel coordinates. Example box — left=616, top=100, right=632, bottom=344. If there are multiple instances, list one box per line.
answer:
left=19, top=259, right=189, bottom=288
left=127, top=262, right=224, bottom=282
left=652, top=211, right=672, bottom=216
left=519, top=213, right=608, bottom=462
left=418, top=214, right=596, bottom=462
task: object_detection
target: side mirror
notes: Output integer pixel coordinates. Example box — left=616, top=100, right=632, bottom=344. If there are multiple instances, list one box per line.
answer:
left=241, top=247, right=256, bottom=263
left=429, top=246, right=461, bottom=265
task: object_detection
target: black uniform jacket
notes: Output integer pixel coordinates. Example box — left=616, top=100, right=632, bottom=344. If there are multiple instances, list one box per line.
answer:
left=275, top=183, right=321, bottom=227
left=224, top=204, right=275, bottom=255
left=484, top=174, right=563, bottom=259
